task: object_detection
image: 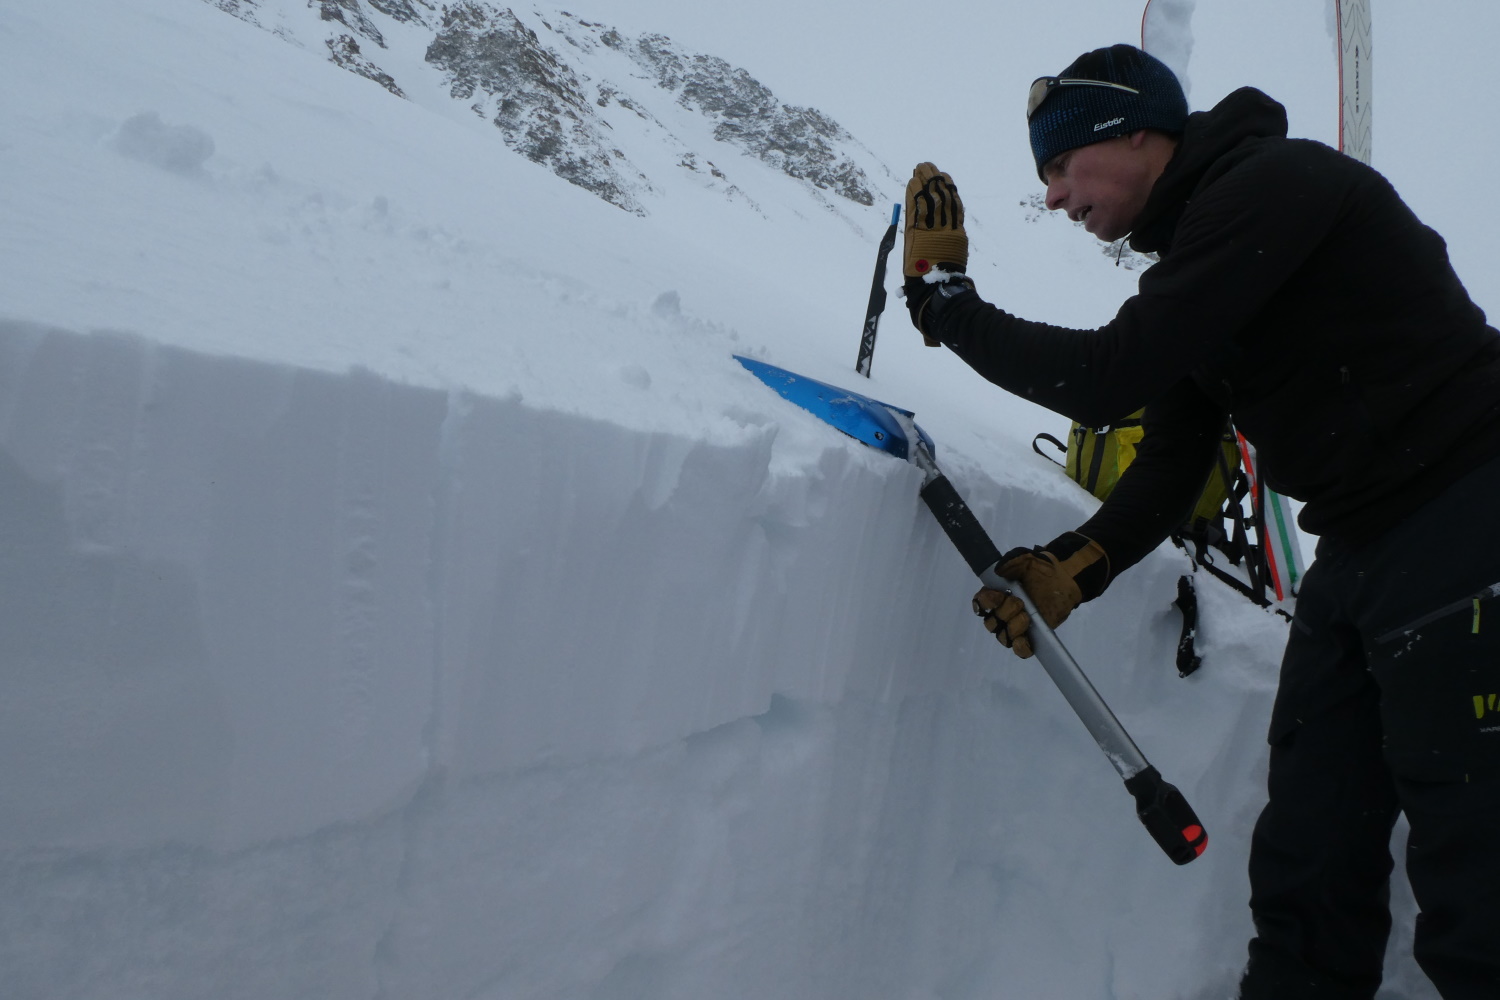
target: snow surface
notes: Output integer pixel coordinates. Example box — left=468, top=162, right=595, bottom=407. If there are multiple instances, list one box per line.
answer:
left=2, top=0, right=1494, bottom=997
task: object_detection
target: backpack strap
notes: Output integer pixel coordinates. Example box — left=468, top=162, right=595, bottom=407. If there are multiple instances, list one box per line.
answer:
left=1083, top=426, right=1109, bottom=494
left=1175, top=532, right=1271, bottom=608
left=1031, top=432, right=1067, bottom=468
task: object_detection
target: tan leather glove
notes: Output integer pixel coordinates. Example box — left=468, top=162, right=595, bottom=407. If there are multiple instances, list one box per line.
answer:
left=904, top=163, right=970, bottom=347
left=904, top=162, right=968, bottom=277
left=973, top=532, right=1110, bottom=658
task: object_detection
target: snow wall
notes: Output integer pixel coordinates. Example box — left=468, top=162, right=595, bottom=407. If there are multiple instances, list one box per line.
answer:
left=0, top=317, right=1312, bottom=1000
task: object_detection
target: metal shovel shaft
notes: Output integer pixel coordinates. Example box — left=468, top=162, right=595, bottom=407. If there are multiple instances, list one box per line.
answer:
left=978, top=567, right=1150, bottom=780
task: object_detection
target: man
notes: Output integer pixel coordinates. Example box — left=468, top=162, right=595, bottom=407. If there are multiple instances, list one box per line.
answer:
left=902, top=43, right=1500, bottom=1000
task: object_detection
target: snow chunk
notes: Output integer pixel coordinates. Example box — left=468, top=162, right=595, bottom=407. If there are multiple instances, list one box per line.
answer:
left=111, top=112, right=215, bottom=177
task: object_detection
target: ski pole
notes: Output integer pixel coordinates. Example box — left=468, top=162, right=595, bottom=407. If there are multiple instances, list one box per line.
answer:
left=854, top=203, right=900, bottom=378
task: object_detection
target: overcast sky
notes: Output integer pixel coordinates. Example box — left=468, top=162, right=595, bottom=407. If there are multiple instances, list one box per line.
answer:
left=591, top=0, right=1498, bottom=306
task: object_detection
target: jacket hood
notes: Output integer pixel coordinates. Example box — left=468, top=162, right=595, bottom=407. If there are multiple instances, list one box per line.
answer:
left=1129, top=87, right=1289, bottom=253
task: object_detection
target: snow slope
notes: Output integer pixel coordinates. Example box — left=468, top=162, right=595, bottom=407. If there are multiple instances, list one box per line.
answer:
left=2, top=1, right=1489, bottom=997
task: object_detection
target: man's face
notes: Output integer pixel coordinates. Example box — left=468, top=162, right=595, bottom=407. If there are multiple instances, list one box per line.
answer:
left=1042, top=133, right=1157, bottom=242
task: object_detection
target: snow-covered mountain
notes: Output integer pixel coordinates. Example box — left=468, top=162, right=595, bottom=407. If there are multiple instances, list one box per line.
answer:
left=204, top=0, right=890, bottom=218
left=1, top=1, right=1484, bottom=998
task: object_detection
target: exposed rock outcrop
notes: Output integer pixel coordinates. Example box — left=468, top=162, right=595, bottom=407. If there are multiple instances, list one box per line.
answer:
left=426, top=3, right=646, bottom=213
left=200, top=0, right=887, bottom=216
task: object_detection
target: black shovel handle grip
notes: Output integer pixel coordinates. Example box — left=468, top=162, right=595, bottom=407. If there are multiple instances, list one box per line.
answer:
left=1124, top=765, right=1208, bottom=865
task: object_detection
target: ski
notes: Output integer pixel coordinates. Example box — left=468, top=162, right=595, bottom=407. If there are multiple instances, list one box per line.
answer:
left=737, top=355, right=1208, bottom=865
left=1246, top=1, right=1371, bottom=601
left=1235, top=433, right=1305, bottom=603
left=855, top=204, right=901, bottom=377
left=1242, top=0, right=1373, bottom=601
left=1143, top=0, right=1315, bottom=605
left=1337, top=0, right=1373, bottom=165
left=1140, top=0, right=1195, bottom=87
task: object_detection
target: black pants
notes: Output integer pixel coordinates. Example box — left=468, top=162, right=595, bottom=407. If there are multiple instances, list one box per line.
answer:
left=1239, top=457, right=1500, bottom=1000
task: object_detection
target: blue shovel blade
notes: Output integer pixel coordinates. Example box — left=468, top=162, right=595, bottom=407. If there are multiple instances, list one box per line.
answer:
left=734, top=355, right=934, bottom=462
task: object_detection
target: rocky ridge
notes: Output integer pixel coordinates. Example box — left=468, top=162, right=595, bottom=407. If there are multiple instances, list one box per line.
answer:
left=201, top=0, right=887, bottom=217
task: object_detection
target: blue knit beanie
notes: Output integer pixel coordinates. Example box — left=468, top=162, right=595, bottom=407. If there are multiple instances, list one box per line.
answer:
left=1028, top=44, right=1188, bottom=182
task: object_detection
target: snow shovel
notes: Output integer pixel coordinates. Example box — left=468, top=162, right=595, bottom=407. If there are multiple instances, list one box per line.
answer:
left=736, top=355, right=1208, bottom=865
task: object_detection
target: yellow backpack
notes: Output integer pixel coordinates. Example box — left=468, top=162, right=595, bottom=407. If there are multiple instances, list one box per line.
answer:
left=1035, top=412, right=1279, bottom=679
left=1065, top=412, right=1145, bottom=502
left=1035, top=409, right=1239, bottom=537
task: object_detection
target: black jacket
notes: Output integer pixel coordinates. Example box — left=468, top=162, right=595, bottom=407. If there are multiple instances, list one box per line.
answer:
left=925, top=87, right=1500, bottom=579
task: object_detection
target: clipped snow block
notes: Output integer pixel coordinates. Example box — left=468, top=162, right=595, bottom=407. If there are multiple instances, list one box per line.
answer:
left=734, top=356, right=934, bottom=462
